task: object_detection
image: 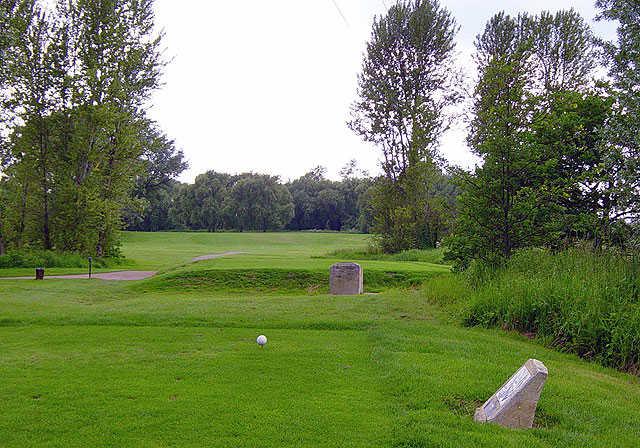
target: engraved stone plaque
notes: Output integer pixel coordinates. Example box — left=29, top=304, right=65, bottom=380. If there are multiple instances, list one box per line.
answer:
left=329, top=262, right=363, bottom=295
left=474, top=359, right=548, bottom=429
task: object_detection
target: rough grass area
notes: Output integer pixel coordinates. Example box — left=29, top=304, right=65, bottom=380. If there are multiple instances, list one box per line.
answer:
left=464, top=248, right=640, bottom=374
left=0, top=250, right=116, bottom=269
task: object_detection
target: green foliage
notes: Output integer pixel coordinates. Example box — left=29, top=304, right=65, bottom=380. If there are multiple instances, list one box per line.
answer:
left=0, top=177, right=7, bottom=255
left=367, top=169, right=457, bottom=253
left=143, top=165, right=374, bottom=234
left=464, top=248, right=640, bottom=373
left=531, top=89, right=625, bottom=246
left=286, top=164, right=371, bottom=232
left=227, top=174, right=293, bottom=232
left=168, top=172, right=294, bottom=232
left=0, top=0, right=166, bottom=257
left=446, top=10, right=608, bottom=269
left=123, top=121, right=188, bottom=231
left=596, top=0, right=640, bottom=232
left=349, top=0, right=460, bottom=252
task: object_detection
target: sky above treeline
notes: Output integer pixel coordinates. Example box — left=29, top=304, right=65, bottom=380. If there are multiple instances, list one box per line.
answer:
left=148, top=0, right=617, bottom=183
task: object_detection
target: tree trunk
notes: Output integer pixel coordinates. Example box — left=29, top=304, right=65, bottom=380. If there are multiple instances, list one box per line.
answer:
left=17, top=181, right=29, bottom=247
left=42, top=196, right=51, bottom=250
left=97, top=127, right=119, bottom=257
left=39, top=116, right=52, bottom=250
left=0, top=219, right=5, bottom=255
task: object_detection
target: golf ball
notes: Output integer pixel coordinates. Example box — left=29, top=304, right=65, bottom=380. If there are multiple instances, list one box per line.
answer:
left=256, top=335, right=267, bottom=346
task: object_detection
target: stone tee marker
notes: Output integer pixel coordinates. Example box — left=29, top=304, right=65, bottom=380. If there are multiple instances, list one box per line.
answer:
left=474, top=359, right=548, bottom=429
left=329, top=262, right=363, bottom=295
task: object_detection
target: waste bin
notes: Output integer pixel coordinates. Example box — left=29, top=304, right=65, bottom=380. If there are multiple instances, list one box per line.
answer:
left=35, top=267, right=45, bottom=280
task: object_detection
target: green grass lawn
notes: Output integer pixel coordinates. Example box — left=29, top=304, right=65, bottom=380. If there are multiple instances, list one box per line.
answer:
left=0, top=231, right=448, bottom=277
left=121, top=231, right=376, bottom=270
left=1, top=232, right=639, bottom=447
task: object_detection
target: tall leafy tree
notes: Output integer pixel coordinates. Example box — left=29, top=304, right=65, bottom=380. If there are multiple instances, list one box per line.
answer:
left=1, top=0, right=167, bottom=256
left=71, top=0, right=165, bottom=255
left=597, top=0, right=640, bottom=239
left=447, top=13, right=536, bottom=266
left=349, top=0, right=460, bottom=252
left=192, top=171, right=233, bottom=232
left=0, top=176, right=7, bottom=255
left=6, top=2, right=59, bottom=249
left=0, top=0, right=20, bottom=134
left=447, top=10, right=599, bottom=268
left=0, top=0, right=23, bottom=255
left=338, top=160, right=372, bottom=231
left=530, top=9, right=597, bottom=93
left=124, top=120, right=188, bottom=231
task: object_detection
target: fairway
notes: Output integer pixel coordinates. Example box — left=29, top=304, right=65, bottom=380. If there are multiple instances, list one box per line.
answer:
left=1, top=232, right=639, bottom=447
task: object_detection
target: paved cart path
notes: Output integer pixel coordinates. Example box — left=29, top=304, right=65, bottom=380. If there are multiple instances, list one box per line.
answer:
left=191, top=251, right=245, bottom=262
left=1, top=251, right=245, bottom=281
left=2, top=271, right=157, bottom=281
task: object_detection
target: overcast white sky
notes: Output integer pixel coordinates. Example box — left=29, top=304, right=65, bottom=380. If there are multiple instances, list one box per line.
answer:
left=148, top=0, right=617, bottom=183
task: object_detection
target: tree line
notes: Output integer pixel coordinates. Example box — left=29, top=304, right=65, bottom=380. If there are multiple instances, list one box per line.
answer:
left=123, top=163, right=388, bottom=233
left=350, top=0, right=640, bottom=267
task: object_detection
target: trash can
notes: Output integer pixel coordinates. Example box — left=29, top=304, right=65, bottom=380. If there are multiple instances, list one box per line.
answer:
left=35, top=267, right=45, bottom=280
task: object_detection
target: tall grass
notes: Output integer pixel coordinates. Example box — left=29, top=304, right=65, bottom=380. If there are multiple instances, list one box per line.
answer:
left=464, top=248, right=640, bottom=373
left=0, top=250, right=116, bottom=268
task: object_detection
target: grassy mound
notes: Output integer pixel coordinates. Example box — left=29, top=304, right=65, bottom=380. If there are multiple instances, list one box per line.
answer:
left=464, top=248, right=640, bottom=373
left=143, top=267, right=438, bottom=293
left=321, top=247, right=445, bottom=264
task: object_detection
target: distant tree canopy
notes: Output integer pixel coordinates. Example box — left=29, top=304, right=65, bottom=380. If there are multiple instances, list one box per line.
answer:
left=127, top=163, right=376, bottom=234
left=286, top=164, right=372, bottom=232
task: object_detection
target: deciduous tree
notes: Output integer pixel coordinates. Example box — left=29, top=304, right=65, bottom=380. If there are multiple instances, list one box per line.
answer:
left=597, top=0, right=640, bottom=240
left=349, top=0, right=460, bottom=251
left=447, top=10, right=600, bottom=268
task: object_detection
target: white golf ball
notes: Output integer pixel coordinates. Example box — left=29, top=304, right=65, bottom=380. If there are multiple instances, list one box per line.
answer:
left=256, top=335, right=267, bottom=347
